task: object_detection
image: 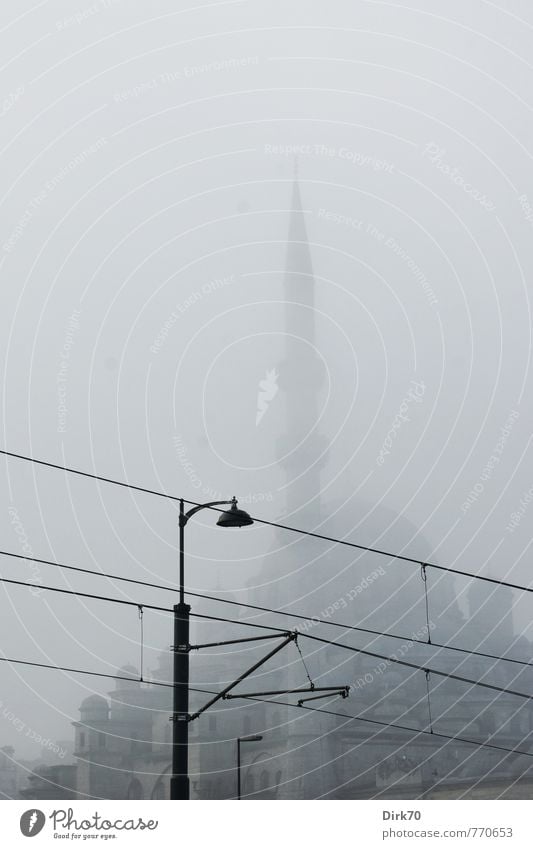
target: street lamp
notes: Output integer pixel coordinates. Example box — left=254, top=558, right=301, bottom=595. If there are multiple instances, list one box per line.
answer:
left=237, top=735, right=263, bottom=800
left=170, top=497, right=254, bottom=801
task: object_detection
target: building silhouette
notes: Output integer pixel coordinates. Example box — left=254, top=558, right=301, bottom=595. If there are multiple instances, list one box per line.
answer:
left=17, top=173, right=533, bottom=800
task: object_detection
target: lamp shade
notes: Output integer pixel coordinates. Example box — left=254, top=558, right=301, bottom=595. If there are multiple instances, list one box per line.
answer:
left=216, top=499, right=253, bottom=528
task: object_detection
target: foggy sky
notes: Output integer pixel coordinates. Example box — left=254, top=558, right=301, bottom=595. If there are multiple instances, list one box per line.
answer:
left=1, top=0, right=533, bottom=766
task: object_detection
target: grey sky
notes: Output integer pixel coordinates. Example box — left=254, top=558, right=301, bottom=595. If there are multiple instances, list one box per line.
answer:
left=1, top=0, right=532, bottom=762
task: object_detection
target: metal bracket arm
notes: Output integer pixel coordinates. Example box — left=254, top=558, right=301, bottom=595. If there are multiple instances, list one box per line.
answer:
left=224, top=685, right=350, bottom=700
left=189, top=632, right=297, bottom=721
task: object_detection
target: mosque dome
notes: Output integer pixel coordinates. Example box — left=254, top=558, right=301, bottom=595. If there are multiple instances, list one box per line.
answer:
left=79, top=695, right=109, bottom=722
left=115, top=665, right=141, bottom=688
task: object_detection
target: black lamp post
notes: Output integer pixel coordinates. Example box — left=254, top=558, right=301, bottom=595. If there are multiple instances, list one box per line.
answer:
left=237, top=735, right=263, bottom=800
left=170, top=497, right=254, bottom=801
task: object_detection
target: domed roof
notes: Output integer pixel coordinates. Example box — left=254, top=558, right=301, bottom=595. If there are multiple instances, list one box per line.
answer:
left=118, top=664, right=139, bottom=678
left=115, top=665, right=141, bottom=688
left=79, top=694, right=109, bottom=721
left=80, top=694, right=109, bottom=709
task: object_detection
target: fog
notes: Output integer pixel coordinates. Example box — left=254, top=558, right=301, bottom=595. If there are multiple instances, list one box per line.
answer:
left=1, top=0, right=533, bottom=798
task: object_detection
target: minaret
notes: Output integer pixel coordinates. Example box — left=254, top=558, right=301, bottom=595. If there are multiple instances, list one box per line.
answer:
left=277, top=163, right=328, bottom=525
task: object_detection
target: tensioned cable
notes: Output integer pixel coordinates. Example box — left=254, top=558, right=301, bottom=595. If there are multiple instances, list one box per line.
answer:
left=0, top=574, right=286, bottom=634
left=3, top=651, right=532, bottom=765
left=138, top=605, right=144, bottom=682
left=302, top=632, right=533, bottom=702
left=1, top=548, right=532, bottom=671
left=1, top=653, right=532, bottom=764
left=220, top=690, right=533, bottom=762
left=3, top=448, right=533, bottom=599
left=294, top=637, right=314, bottom=688
left=188, top=611, right=287, bottom=633
left=0, top=653, right=210, bottom=694
left=0, top=574, right=171, bottom=613
left=2, top=573, right=532, bottom=705
left=278, top=699, right=533, bottom=762
left=421, top=563, right=432, bottom=645
left=425, top=669, right=434, bottom=734
left=0, top=449, right=182, bottom=502
left=0, top=547, right=182, bottom=591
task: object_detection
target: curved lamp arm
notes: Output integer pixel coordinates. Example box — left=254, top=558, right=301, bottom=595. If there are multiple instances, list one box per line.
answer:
left=178, top=497, right=252, bottom=603
left=180, top=498, right=235, bottom=527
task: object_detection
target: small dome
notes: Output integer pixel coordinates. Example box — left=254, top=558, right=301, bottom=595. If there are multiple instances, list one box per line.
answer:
left=116, top=665, right=140, bottom=688
left=119, top=664, right=139, bottom=677
left=79, top=695, right=109, bottom=721
left=81, top=694, right=108, bottom=708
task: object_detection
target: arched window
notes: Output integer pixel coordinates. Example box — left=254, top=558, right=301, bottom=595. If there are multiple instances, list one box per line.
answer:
left=127, top=778, right=143, bottom=799
left=151, top=780, right=165, bottom=800
left=245, top=773, right=255, bottom=796
left=259, top=770, right=269, bottom=791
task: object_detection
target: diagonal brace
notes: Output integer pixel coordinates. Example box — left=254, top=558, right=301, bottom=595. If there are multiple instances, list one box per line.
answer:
left=189, top=632, right=296, bottom=720
left=191, top=632, right=291, bottom=651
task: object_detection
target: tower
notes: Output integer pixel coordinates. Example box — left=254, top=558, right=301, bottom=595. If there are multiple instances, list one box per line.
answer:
left=248, top=169, right=468, bottom=798
left=247, top=169, right=338, bottom=798
left=276, top=162, right=328, bottom=526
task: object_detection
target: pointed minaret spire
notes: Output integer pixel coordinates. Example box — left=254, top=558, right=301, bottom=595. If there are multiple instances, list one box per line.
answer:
left=284, top=160, right=314, bottom=300
left=278, top=167, right=327, bottom=520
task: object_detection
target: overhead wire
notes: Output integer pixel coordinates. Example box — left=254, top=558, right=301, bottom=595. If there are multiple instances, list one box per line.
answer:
left=0, top=653, right=207, bottom=694
left=301, top=632, right=533, bottom=703
left=1, top=547, right=532, bottom=671
left=2, top=448, right=533, bottom=600
left=2, top=652, right=532, bottom=765
left=1, top=573, right=533, bottom=706
left=6, top=450, right=533, bottom=793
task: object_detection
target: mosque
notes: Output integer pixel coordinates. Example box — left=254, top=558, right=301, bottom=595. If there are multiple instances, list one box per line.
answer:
left=17, top=175, right=533, bottom=800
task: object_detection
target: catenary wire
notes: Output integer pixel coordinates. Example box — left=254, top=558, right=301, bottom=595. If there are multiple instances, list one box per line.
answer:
left=1, top=548, right=532, bottom=670
left=301, top=632, right=533, bottom=702
left=2, top=575, right=533, bottom=706
left=0, top=449, right=182, bottom=502
left=0, top=573, right=287, bottom=633
left=271, top=698, right=533, bottom=762
left=0, top=653, right=210, bottom=693
left=3, top=448, right=533, bottom=599
left=2, top=653, right=533, bottom=765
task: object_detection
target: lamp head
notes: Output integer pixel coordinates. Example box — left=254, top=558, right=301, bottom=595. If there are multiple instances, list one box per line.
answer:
left=216, top=497, right=254, bottom=528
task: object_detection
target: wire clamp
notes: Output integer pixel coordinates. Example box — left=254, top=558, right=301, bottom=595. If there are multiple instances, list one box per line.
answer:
left=171, top=644, right=190, bottom=653
left=170, top=713, right=191, bottom=723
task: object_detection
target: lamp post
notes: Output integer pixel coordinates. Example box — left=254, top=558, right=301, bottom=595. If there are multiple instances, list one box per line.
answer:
left=170, top=497, right=254, bottom=801
left=237, top=735, right=263, bottom=800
